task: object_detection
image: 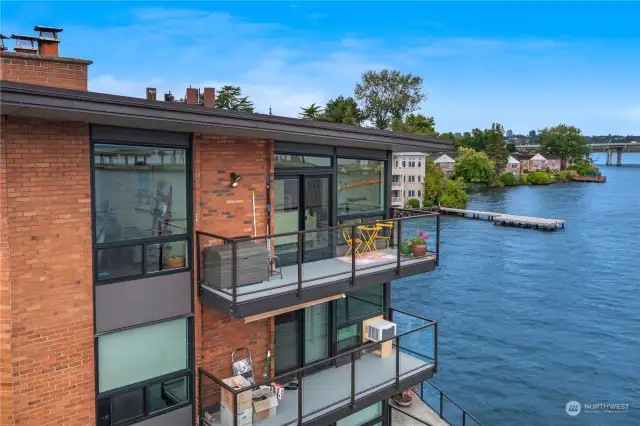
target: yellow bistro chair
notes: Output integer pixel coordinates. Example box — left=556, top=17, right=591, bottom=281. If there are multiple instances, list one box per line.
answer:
left=342, top=227, right=363, bottom=257
left=374, top=221, right=394, bottom=249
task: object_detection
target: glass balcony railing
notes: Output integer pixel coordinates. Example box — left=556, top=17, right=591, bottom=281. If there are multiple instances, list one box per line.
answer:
left=197, top=212, right=440, bottom=318
left=198, top=308, right=438, bottom=426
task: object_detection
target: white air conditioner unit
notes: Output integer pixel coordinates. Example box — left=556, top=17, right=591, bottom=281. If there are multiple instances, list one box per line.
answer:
left=365, top=319, right=397, bottom=342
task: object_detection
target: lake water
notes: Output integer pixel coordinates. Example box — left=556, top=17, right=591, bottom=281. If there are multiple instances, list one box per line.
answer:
left=393, top=153, right=640, bottom=425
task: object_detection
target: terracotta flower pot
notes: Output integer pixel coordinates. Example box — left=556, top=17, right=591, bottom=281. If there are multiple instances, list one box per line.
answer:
left=167, top=256, right=186, bottom=269
left=411, top=244, right=427, bottom=257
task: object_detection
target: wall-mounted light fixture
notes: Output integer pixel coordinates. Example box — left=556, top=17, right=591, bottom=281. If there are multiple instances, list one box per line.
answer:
left=230, top=173, right=242, bottom=188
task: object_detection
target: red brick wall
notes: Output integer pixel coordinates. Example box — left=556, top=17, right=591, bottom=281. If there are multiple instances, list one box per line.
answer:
left=0, top=52, right=91, bottom=90
left=0, top=117, right=14, bottom=426
left=1, top=117, right=94, bottom=425
left=193, top=134, right=276, bottom=412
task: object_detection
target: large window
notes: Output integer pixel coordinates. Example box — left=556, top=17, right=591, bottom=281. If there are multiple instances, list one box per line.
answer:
left=96, top=318, right=191, bottom=426
left=93, top=143, right=189, bottom=283
left=337, top=158, right=385, bottom=216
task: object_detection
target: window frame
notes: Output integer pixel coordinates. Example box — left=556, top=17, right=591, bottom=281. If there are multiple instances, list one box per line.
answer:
left=91, top=140, right=193, bottom=286
left=336, top=157, right=386, bottom=219
left=95, top=316, right=194, bottom=426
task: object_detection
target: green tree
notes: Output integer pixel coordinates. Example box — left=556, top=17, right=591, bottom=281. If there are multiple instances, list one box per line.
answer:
left=468, top=128, right=488, bottom=151
left=438, top=132, right=463, bottom=150
left=321, top=96, right=363, bottom=125
left=439, top=179, right=469, bottom=209
left=391, top=114, right=436, bottom=135
left=354, top=69, right=426, bottom=130
left=299, top=103, right=324, bottom=120
left=484, top=122, right=509, bottom=173
left=422, top=157, right=447, bottom=207
left=215, top=85, right=255, bottom=112
left=453, top=148, right=495, bottom=183
left=538, top=124, right=591, bottom=168
left=506, top=143, right=517, bottom=153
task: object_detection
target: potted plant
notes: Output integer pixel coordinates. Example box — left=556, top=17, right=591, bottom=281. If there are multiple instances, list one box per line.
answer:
left=410, top=232, right=429, bottom=257
left=400, top=239, right=412, bottom=256
left=393, top=387, right=415, bottom=406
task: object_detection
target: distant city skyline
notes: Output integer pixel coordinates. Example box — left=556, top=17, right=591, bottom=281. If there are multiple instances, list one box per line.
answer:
left=2, top=1, right=639, bottom=134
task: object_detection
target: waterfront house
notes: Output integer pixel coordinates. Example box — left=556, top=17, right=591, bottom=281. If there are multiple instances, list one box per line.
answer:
left=391, top=152, right=426, bottom=207
left=505, top=155, right=521, bottom=176
left=433, top=153, right=456, bottom=175
left=0, top=27, right=465, bottom=426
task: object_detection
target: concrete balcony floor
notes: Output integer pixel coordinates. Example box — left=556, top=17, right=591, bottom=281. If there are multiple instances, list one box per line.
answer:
left=204, top=351, right=434, bottom=426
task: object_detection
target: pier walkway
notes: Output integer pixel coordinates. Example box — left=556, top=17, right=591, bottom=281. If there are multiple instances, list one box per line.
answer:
left=439, top=207, right=565, bottom=230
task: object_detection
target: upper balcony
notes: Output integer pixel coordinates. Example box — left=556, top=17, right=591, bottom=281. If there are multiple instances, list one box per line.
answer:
left=391, top=181, right=403, bottom=190
left=199, top=308, right=438, bottom=426
left=197, top=213, right=440, bottom=318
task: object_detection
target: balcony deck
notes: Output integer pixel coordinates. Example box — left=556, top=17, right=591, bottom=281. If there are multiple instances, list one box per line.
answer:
left=203, top=351, right=435, bottom=426
left=200, top=248, right=436, bottom=317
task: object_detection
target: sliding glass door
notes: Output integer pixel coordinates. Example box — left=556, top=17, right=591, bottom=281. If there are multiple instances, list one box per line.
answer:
left=274, top=175, right=331, bottom=265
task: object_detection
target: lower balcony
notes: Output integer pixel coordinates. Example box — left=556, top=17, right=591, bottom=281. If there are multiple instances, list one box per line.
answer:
left=199, top=309, right=437, bottom=426
left=197, top=214, right=440, bottom=318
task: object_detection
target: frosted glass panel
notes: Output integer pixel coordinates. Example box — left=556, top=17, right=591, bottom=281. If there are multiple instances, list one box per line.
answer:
left=98, top=318, right=188, bottom=393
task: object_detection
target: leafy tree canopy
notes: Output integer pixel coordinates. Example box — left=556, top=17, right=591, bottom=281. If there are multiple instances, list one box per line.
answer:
left=391, top=114, right=436, bottom=136
left=538, top=124, right=591, bottom=167
left=354, top=69, right=426, bottom=130
left=454, top=148, right=495, bottom=183
left=321, top=96, right=363, bottom=125
left=215, top=85, right=254, bottom=112
left=439, top=179, right=469, bottom=209
left=422, top=157, right=447, bottom=207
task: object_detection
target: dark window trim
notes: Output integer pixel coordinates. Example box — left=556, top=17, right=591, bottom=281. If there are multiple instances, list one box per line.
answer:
left=95, top=316, right=194, bottom=426
left=98, top=371, right=192, bottom=426
left=95, top=313, right=194, bottom=337
left=91, top=137, right=193, bottom=287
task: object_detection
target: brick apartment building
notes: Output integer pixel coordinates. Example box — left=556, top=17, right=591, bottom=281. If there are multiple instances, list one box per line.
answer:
left=1, top=28, right=458, bottom=426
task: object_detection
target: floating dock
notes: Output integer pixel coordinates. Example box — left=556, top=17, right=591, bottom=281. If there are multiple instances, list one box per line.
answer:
left=439, top=207, right=565, bottom=231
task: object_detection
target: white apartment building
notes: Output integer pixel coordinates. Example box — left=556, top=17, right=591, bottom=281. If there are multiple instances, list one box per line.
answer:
left=391, top=152, right=427, bottom=207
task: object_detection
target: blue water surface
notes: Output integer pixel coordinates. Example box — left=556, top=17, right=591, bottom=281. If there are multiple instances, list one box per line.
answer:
left=393, top=153, right=640, bottom=426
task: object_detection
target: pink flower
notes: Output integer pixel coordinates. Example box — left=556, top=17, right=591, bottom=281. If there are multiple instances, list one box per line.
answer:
left=424, top=235, right=429, bottom=240
left=418, top=231, right=424, bottom=236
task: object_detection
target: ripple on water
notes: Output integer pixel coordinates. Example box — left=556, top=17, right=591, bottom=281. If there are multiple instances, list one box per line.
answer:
left=393, top=157, right=640, bottom=426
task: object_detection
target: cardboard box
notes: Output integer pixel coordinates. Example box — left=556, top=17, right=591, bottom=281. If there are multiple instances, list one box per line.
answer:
left=221, top=376, right=253, bottom=412
left=221, top=404, right=252, bottom=426
left=252, top=389, right=278, bottom=423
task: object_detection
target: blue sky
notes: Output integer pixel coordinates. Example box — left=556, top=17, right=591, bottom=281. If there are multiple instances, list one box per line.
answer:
left=2, top=1, right=639, bottom=135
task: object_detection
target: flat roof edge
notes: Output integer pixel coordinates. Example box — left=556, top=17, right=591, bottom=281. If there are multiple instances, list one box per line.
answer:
left=0, top=80, right=452, bottom=151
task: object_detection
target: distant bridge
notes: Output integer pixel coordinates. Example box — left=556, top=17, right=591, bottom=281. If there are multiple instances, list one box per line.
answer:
left=515, top=142, right=638, bottom=165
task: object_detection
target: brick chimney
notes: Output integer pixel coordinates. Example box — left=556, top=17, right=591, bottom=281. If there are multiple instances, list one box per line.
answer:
left=34, top=25, right=62, bottom=56
left=203, top=87, right=215, bottom=108
left=146, top=87, right=157, bottom=101
left=0, top=26, right=92, bottom=90
left=186, top=87, right=198, bottom=105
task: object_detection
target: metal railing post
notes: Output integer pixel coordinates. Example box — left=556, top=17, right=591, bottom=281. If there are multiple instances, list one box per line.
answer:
left=297, top=233, right=303, bottom=299
left=351, top=225, right=357, bottom=287
left=395, top=336, right=400, bottom=391
left=231, top=240, right=238, bottom=307
left=434, top=321, right=439, bottom=373
left=439, top=392, right=444, bottom=419
left=463, top=412, right=467, bottom=426
left=396, top=219, right=402, bottom=275
left=350, top=352, right=356, bottom=410
left=436, top=214, right=441, bottom=267
left=234, top=392, right=238, bottom=426
left=297, top=370, right=303, bottom=425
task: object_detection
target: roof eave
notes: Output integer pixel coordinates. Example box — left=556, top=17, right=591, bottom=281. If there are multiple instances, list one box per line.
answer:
left=0, top=81, right=452, bottom=153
